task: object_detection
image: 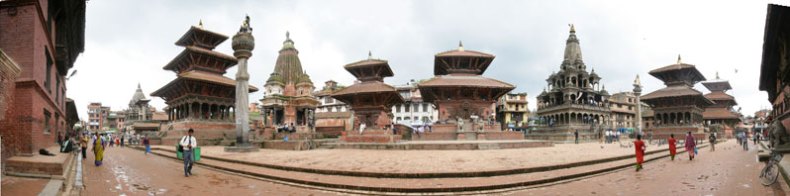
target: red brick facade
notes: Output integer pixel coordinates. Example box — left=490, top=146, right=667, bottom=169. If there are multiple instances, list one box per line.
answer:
left=0, top=0, right=85, bottom=156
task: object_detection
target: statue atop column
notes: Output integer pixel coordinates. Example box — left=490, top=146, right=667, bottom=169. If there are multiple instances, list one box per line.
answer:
left=226, top=15, right=258, bottom=152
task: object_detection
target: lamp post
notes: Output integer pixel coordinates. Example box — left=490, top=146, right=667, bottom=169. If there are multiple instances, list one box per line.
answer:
left=633, top=74, right=643, bottom=136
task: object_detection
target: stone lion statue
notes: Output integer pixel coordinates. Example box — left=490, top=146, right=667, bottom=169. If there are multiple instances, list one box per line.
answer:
left=769, top=119, right=790, bottom=149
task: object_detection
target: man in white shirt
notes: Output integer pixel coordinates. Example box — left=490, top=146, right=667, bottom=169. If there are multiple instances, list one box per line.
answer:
left=180, top=128, right=197, bottom=177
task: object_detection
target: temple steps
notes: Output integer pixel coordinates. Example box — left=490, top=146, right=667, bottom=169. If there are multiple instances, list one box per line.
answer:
left=137, top=143, right=708, bottom=194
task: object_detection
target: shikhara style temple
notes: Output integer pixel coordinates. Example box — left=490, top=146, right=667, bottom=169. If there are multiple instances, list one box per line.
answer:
left=331, top=52, right=404, bottom=142
left=418, top=43, right=519, bottom=140
left=533, top=25, right=611, bottom=141
left=151, top=24, right=258, bottom=145
left=641, top=56, right=713, bottom=136
left=702, top=73, right=741, bottom=138
left=260, top=32, right=319, bottom=132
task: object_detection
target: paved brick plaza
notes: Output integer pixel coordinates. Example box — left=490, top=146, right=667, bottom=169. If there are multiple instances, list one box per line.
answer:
left=159, top=140, right=670, bottom=173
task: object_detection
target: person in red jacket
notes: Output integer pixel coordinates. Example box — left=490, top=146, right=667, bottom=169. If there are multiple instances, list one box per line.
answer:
left=668, top=134, right=677, bottom=161
left=634, top=134, right=646, bottom=171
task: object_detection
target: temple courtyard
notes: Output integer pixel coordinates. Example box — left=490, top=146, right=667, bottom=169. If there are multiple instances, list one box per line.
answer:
left=4, top=139, right=784, bottom=195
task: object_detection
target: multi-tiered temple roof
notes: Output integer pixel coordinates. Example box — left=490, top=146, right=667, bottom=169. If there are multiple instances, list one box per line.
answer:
left=641, top=56, right=714, bottom=134
left=702, top=73, right=740, bottom=121
left=332, top=52, right=402, bottom=105
left=419, top=42, right=514, bottom=104
left=152, top=25, right=258, bottom=102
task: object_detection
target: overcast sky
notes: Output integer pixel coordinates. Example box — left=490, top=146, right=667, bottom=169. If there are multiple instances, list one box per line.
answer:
left=67, top=0, right=788, bottom=120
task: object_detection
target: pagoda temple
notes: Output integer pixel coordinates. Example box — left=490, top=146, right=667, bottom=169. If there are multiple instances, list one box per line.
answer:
left=418, top=43, right=516, bottom=140
left=331, top=52, right=404, bottom=142
left=151, top=24, right=259, bottom=145
left=702, top=72, right=741, bottom=138
left=533, top=25, right=611, bottom=141
left=260, top=32, right=320, bottom=132
left=641, top=56, right=714, bottom=136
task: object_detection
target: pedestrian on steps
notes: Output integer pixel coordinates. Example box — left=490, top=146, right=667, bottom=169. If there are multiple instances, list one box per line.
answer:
left=180, top=129, right=198, bottom=177
left=634, top=134, right=646, bottom=171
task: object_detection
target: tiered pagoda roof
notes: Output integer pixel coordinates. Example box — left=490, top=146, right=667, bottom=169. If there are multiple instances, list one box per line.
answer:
left=151, top=25, right=257, bottom=103
left=419, top=42, right=514, bottom=103
left=332, top=52, right=403, bottom=106
left=641, top=56, right=714, bottom=106
left=702, top=73, right=739, bottom=120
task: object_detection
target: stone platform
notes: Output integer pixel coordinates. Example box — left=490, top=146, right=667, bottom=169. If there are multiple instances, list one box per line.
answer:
left=322, top=140, right=552, bottom=150
left=340, top=130, right=401, bottom=143
left=5, top=146, right=73, bottom=177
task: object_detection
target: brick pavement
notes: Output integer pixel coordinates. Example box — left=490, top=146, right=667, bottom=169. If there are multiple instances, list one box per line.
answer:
left=509, top=140, right=789, bottom=195
left=80, top=146, right=332, bottom=195
left=143, top=141, right=695, bottom=194
left=154, top=140, right=669, bottom=174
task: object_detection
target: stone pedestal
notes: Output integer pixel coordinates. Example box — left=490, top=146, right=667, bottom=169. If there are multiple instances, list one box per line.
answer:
left=477, top=133, right=486, bottom=140
left=457, top=133, right=465, bottom=140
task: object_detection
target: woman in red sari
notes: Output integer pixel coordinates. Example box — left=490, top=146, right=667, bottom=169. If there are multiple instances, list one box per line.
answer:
left=668, top=134, right=677, bottom=161
left=634, top=134, right=646, bottom=171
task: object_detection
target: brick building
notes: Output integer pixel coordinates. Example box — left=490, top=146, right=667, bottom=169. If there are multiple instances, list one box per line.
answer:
left=496, top=92, right=529, bottom=130
left=86, top=102, right=109, bottom=131
left=0, top=0, right=86, bottom=155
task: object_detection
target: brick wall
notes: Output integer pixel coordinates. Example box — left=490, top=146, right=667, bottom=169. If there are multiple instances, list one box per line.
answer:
left=0, top=1, right=68, bottom=157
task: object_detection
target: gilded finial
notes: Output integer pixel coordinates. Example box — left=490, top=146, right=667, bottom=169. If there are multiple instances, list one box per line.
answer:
left=286, top=31, right=290, bottom=39
left=634, top=74, right=641, bottom=86
left=198, top=19, right=204, bottom=28
left=716, top=71, right=720, bottom=80
left=569, top=24, right=575, bottom=33
left=677, top=54, right=682, bottom=64
left=458, top=40, right=464, bottom=51
left=368, top=51, right=372, bottom=59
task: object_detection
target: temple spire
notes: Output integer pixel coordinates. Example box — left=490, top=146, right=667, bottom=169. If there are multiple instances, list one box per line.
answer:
left=677, top=54, right=682, bottom=64
left=198, top=19, right=204, bottom=28
left=368, top=51, right=372, bottom=59
left=716, top=71, right=720, bottom=80
left=563, top=24, right=582, bottom=64
left=458, top=41, right=464, bottom=51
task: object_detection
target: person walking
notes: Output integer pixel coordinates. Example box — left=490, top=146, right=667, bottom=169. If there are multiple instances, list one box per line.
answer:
left=634, top=134, right=646, bottom=171
left=80, top=133, right=89, bottom=160
left=180, top=128, right=197, bottom=177
left=574, top=130, right=579, bottom=144
left=685, top=132, right=697, bottom=161
left=668, top=134, right=677, bottom=161
left=143, top=135, right=151, bottom=155
left=708, top=132, right=717, bottom=151
left=92, top=132, right=105, bottom=166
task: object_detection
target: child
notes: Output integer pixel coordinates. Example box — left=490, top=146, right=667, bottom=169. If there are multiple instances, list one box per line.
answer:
left=668, top=134, right=677, bottom=161
left=634, top=134, right=646, bottom=171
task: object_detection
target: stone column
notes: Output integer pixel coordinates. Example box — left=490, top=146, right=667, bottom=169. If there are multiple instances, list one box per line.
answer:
left=227, top=15, right=257, bottom=152
left=633, top=75, right=643, bottom=135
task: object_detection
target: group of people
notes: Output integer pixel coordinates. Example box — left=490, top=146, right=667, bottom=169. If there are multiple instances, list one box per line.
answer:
left=604, top=129, right=622, bottom=143
left=71, top=132, right=152, bottom=167
left=276, top=123, right=297, bottom=133
left=633, top=132, right=712, bottom=172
